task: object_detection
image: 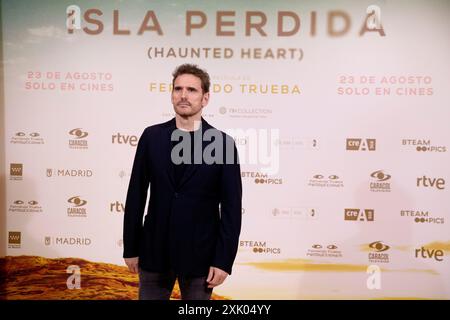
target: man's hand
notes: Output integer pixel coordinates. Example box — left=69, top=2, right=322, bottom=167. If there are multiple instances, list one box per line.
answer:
left=206, top=266, right=229, bottom=288
left=124, top=257, right=139, bottom=273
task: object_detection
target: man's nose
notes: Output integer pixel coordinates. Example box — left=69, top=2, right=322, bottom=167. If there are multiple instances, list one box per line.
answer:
left=181, top=89, right=188, bottom=98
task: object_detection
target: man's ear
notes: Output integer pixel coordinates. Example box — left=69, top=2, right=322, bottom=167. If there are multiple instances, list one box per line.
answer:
left=202, top=92, right=210, bottom=107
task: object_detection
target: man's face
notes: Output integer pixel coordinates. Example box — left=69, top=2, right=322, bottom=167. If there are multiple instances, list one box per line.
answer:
left=171, top=74, right=209, bottom=117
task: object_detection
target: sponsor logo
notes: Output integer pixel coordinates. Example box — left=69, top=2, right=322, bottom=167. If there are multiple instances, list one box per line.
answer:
left=239, top=240, right=281, bottom=254
left=11, top=132, right=44, bottom=144
left=10, top=163, right=23, bottom=180
left=307, top=244, right=342, bottom=258
left=368, top=241, right=390, bottom=263
left=346, top=138, right=376, bottom=151
left=344, top=208, right=375, bottom=222
left=9, top=200, right=43, bottom=213
left=69, top=128, right=88, bottom=149
left=8, top=231, right=21, bottom=248
left=308, top=174, right=343, bottom=188
left=370, top=170, right=391, bottom=192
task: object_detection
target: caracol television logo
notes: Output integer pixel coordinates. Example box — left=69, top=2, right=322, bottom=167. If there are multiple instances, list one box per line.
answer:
left=344, top=208, right=375, bottom=222
left=67, top=196, right=88, bottom=217
left=370, top=170, right=391, bottom=192
left=11, top=131, right=44, bottom=145
left=346, top=138, right=376, bottom=151
left=400, top=210, right=444, bottom=225
left=10, top=163, right=23, bottom=180
left=307, top=244, right=342, bottom=258
left=402, top=139, right=446, bottom=153
left=239, top=240, right=281, bottom=255
left=8, top=232, right=21, bottom=249
left=368, top=241, right=390, bottom=263
left=241, top=171, right=283, bottom=185
left=9, top=200, right=42, bottom=214
left=308, top=174, right=343, bottom=188
left=69, top=128, right=89, bottom=149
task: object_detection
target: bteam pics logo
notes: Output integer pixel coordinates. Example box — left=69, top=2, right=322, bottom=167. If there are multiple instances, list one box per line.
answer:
left=239, top=240, right=281, bottom=254
left=241, top=171, right=283, bottom=185
left=346, top=138, right=376, bottom=151
left=345, top=208, right=375, bottom=222
left=402, top=139, right=446, bottom=152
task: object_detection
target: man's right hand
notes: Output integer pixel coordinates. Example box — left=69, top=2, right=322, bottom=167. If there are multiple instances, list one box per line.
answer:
left=124, top=257, right=139, bottom=273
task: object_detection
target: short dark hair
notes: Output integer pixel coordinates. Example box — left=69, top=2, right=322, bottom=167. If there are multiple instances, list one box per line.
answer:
left=172, top=64, right=210, bottom=93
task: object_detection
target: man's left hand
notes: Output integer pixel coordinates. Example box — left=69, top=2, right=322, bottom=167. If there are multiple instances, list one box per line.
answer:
left=206, top=266, right=229, bottom=288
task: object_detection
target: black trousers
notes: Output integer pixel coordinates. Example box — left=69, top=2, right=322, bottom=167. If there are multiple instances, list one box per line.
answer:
left=138, top=268, right=213, bottom=300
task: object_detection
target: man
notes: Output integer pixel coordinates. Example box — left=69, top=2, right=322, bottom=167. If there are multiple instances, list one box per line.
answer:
left=123, top=64, right=242, bottom=300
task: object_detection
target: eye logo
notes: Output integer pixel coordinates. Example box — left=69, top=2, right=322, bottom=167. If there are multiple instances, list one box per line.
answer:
left=313, top=174, right=339, bottom=180
left=69, top=128, right=88, bottom=139
left=370, top=170, right=391, bottom=181
left=312, top=244, right=322, bottom=249
left=68, top=196, right=87, bottom=207
left=369, top=241, right=390, bottom=252
left=14, top=200, right=24, bottom=205
left=16, top=132, right=26, bottom=137
left=327, top=245, right=338, bottom=250
left=30, top=132, right=40, bottom=137
left=28, top=200, right=38, bottom=205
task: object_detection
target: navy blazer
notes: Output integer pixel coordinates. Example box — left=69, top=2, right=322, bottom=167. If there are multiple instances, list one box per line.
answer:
left=123, top=118, right=242, bottom=276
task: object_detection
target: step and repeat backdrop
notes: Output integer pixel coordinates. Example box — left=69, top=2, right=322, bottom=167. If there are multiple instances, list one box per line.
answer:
left=1, top=0, right=449, bottom=299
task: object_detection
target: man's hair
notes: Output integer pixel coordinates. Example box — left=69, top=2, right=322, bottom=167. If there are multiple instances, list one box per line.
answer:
left=172, top=64, right=210, bottom=93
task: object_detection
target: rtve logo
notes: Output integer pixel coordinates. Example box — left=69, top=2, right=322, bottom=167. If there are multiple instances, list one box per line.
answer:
left=416, top=176, right=445, bottom=190
left=110, top=201, right=125, bottom=213
left=112, top=133, right=138, bottom=147
left=346, top=138, right=376, bottom=151
left=344, top=208, right=374, bottom=221
left=415, top=247, right=444, bottom=262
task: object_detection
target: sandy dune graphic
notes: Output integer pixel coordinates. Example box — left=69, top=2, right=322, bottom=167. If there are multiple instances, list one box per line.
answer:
left=0, top=256, right=228, bottom=300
